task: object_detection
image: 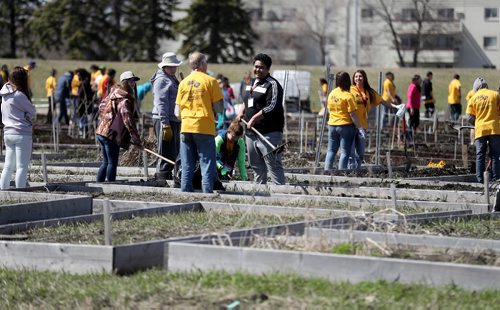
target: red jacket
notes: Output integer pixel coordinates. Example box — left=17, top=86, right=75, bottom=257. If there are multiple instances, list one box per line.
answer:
left=406, top=83, right=421, bottom=109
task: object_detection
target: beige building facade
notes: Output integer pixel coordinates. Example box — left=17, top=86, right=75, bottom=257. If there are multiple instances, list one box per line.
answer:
left=165, top=0, right=500, bottom=68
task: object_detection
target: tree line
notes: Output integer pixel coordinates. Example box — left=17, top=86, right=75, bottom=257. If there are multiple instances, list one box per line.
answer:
left=0, top=0, right=256, bottom=63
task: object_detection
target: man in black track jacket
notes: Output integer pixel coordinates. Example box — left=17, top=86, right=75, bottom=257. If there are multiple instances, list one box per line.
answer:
left=237, top=53, right=286, bottom=185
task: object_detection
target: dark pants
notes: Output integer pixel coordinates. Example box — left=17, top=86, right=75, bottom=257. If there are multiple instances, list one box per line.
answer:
left=153, top=119, right=180, bottom=179
left=424, top=101, right=435, bottom=118
left=475, top=135, right=500, bottom=183
left=449, top=104, right=461, bottom=122
left=46, top=96, right=55, bottom=123
left=97, top=134, right=120, bottom=182
left=58, top=98, right=69, bottom=125
left=406, top=108, right=420, bottom=142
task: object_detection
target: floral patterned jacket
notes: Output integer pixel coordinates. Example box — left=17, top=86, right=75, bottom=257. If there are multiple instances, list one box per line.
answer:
left=96, top=86, right=141, bottom=147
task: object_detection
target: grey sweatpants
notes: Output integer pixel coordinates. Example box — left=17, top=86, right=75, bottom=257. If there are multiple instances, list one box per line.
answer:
left=246, top=131, right=286, bottom=185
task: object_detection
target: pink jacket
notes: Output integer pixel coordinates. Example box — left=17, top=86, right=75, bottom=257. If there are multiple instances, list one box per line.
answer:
left=406, top=83, right=421, bottom=109
left=96, top=86, right=141, bottom=146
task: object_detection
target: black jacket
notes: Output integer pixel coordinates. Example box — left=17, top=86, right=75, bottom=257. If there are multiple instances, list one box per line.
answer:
left=242, top=75, right=284, bottom=134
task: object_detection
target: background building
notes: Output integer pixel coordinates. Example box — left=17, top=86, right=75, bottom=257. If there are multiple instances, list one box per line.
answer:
left=163, top=0, right=499, bottom=68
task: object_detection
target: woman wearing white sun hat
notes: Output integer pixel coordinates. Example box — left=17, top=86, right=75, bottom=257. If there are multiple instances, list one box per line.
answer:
left=151, top=52, right=183, bottom=181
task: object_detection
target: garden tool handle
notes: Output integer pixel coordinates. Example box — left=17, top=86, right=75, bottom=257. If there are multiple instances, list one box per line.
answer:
left=240, top=119, right=277, bottom=149
left=143, top=148, right=176, bottom=165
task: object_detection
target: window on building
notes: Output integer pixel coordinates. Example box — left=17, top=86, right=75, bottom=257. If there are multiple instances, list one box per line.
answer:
left=485, top=8, right=499, bottom=20
left=423, top=35, right=455, bottom=49
left=400, top=35, right=418, bottom=49
left=361, top=8, right=374, bottom=19
left=437, top=8, right=454, bottom=20
left=361, top=36, right=373, bottom=46
left=402, top=8, right=417, bottom=21
left=282, top=8, right=297, bottom=20
left=326, top=36, right=335, bottom=45
left=484, top=36, right=498, bottom=49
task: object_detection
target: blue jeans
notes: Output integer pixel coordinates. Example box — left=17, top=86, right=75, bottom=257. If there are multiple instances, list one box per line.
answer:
left=97, top=134, right=120, bottom=182
left=180, top=133, right=217, bottom=193
left=0, top=134, right=32, bottom=189
left=324, top=124, right=356, bottom=171
left=348, top=130, right=366, bottom=169
left=475, top=135, right=500, bottom=183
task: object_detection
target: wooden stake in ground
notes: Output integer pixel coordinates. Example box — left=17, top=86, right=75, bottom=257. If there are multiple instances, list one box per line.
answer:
left=103, top=199, right=112, bottom=246
left=41, top=153, right=48, bottom=184
left=386, top=152, right=392, bottom=179
left=484, top=171, right=490, bottom=207
left=390, top=184, right=397, bottom=212
left=142, top=150, right=149, bottom=178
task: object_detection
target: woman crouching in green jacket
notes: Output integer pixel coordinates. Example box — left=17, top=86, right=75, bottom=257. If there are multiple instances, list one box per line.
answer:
left=216, top=120, right=248, bottom=181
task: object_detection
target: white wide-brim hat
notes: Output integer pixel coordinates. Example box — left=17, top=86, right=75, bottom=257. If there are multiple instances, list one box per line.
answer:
left=120, top=71, right=140, bottom=82
left=158, top=52, right=182, bottom=68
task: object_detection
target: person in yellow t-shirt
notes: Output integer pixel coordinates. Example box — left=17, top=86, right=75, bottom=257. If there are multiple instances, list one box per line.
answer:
left=382, top=72, right=397, bottom=103
left=89, top=64, right=99, bottom=86
left=45, top=68, right=57, bottom=124
left=448, top=74, right=462, bottom=121
left=466, top=78, right=500, bottom=183
left=324, top=71, right=363, bottom=171
left=176, top=51, right=224, bottom=193
left=23, top=60, right=36, bottom=98
left=466, top=89, right=475, bottom=102
left=70, top=70, right=82, bottom=124
left=349, top=69, right=397, bottom=169
left=318, top=78, right=329, bottom=116
left=381, top=71, right=400, bottom=126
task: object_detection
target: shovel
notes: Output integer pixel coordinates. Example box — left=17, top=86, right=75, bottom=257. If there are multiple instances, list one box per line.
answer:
left=240, top=119, right=288, bottom=158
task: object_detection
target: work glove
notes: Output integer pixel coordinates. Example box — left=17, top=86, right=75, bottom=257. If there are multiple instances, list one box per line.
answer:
left=216, top=160, right=224, bottom=170
left=358, top=128, right=366, bottom=140
left=221, top=167, right=228, bottom=176
left=216, top=113, right=224, bottom=129
left=162, top=123, right=173, bottom=142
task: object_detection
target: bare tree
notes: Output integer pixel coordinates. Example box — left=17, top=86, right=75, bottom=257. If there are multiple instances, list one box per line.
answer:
left=297, top=0, right=334, bottom=65
left=366, top=0, right=433, bottom=67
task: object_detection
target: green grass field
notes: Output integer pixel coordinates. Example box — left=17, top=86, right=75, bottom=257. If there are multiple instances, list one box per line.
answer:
left=1, top=58, right=498, bottom=113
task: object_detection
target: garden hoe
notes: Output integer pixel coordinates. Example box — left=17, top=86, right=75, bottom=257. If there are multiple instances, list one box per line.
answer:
left=240, top=119, right=288, bottom=158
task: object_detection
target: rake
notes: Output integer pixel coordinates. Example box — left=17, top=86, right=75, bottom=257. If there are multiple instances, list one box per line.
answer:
left=143, top=147, right=176, bottom=165
left=240, top=119, right=288, bottom=158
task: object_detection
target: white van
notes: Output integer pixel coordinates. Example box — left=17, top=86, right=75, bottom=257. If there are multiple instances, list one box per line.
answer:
left=273, top=70, right=311, bottom=112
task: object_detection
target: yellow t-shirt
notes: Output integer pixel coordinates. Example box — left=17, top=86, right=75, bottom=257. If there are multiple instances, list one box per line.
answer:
left=327, top=87, right=357, bottom=126
left=321, top=83, right=328, bottom=94
left=71, top=74, right=81, bottom=96
left=45, top=76, right=56, bottom=97
left=350, top=85, right=382, bottom=129
left=466, top=90, right=474, bottom=102
left=91, top=70, right=101, bottom=86
left=448, top=79, right=461, bottom=104
left=176, top=71, right=224, bottom=135
left=98, top=74, right=109, bottom=96
left=466, top=88, right=500, bottom=139
left=382, top=78, right=396, bottom=102
left=0, top=71, right=7, bottom=84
